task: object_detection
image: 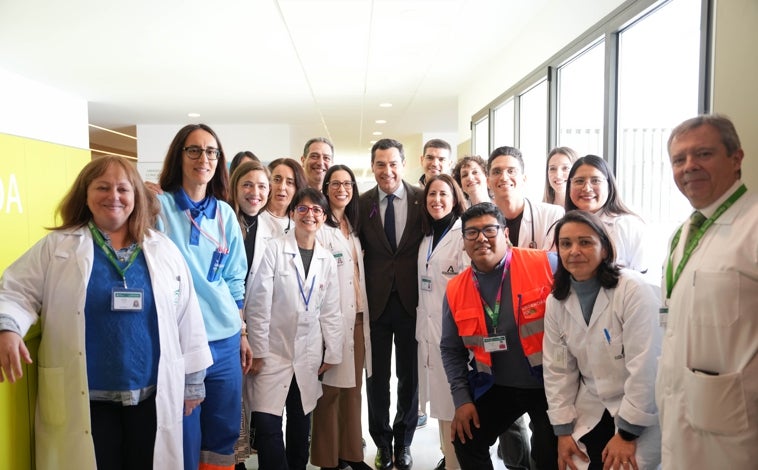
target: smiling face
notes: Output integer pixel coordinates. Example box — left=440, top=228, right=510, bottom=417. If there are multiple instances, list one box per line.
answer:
left=548, top=153, right=572, bottom=198
left=569, top=164, right=609, bottom=213
left=426, top=179, right=455, bottom=220
left=372, top=147, right=405, bottom=194
left=557, top=221, right=607, bottom=281
left=87, top=163, right=135, bottom=234
left=487, top=155, right=525, bottom=203
left=326, top=169, right=354, bottom=212
left=463, top=214, right=509, bottom=272
left=181, top=129, right=219, bottom=196
left=291, top=196, right=326, bottom=235
left=237, top=169, right=270, bottom=216
left=420, top=146, right=452, bottom=182
left=302, top=141, right=332, bottom=189
left=669, top=124, right=743, bottom=209
left=268, top=164, right=297, bottom=215
left=460, top=161, right=487, bottom=198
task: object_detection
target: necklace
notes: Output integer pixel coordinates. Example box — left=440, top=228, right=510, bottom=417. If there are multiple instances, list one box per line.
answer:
left=242, top=214, right=257, bottom=233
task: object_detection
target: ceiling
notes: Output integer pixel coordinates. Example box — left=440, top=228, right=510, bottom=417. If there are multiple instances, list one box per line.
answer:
left=0, top=0, right=548, bottom=158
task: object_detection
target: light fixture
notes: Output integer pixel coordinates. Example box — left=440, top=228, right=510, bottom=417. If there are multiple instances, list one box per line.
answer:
left=188, top=112, right=201, bottom=118
left=372, top=131, right=383, bottom=136
left=379, top=103, right=392, bottom=108
left=375, top=119, right=387, bottom=124
left=370, top=140, right=377, bottom=144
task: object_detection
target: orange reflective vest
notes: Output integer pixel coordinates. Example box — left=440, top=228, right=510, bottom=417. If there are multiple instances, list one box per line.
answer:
left=446, top=248, right=553, bottom=375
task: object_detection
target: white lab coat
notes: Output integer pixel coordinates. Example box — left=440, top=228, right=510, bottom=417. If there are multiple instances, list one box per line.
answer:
left=316, top=225, right=372, bottom=387
left=0, top=227, right=212, bottom=470
left=656, top=185, right=758, bottom=469
left=543, top=270, right=662, bottom=469
left=248, top=210, right=291, bottom=280
left=519, top=199, right=564, bottom=250
left=245, top=231, right=344, bottom=415
left=598, top=212, right=653, bottom=279
left=416, top=219, right=469, bottom=421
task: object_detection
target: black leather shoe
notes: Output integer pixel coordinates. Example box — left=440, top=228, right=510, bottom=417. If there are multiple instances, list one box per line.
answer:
left=394, top=446, right=413, bottom=470
left=374, top=446, right=393, bottom=470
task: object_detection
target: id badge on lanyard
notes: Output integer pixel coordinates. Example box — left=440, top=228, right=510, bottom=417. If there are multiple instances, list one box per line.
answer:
left=112, top=288, right=144, bottom=311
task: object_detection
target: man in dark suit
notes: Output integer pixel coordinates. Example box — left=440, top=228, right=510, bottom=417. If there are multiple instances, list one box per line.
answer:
left=359, top=138, right=424, bottom=470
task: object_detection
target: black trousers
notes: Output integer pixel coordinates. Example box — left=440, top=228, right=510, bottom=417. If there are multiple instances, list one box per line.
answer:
left=90, top=394, right=157, bottom=470
left=453, top=384, right=558, bottom=470
left=366, top=291, right=418, bottom=450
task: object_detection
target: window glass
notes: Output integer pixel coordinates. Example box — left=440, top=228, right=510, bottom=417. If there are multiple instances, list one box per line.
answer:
left=616, top=0, right=701, bottom=274
left=518, top=79, right=548, bottom=201
left=557, top=39, right=604, bottom=156
left=473, top=115, right=489, bottom=158
left=493, top=99, right=515, bottom=149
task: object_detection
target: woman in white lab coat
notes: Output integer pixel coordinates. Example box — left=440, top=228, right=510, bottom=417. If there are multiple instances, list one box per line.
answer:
left=255, top=158, right=307, bottom=244
left=246, top=187, right=344, bottom=470
left=543, top=210, right=661, bottom=470
left=310, top=165, right=373, bottom=470
left=565, top=156, right=649, bottom=277
left=417, top=174, right=470, bottom=470
left=0, top=156, right=212, bottom=470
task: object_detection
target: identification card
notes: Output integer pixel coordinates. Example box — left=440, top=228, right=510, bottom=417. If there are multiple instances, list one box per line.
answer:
left=112, top=288, right=144, bottom=311
left=483, top=335, right=507, bottom=352
left=334, top=252, right=345, bottom=267
left=207, top=249, right=228, bottom=282
left=659, top=307, right=668, bottom=328
left=420, top=276, right=433, bottom=291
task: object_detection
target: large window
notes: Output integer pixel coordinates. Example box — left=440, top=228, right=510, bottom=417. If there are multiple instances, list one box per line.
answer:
left=615, top=0, right=701, bottom=269
left=472, top=115, right=489, bottom=158
left=557, top=39, right=605, bottom=156
left=518, top=79, right=548, bottom=202
left=492, top=99, right=514, bottom=150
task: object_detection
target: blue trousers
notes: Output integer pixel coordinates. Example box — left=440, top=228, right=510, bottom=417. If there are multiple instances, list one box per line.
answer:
left=183, top=333, right=242, bottom=470
left=254, top=375, right=311, bottom=470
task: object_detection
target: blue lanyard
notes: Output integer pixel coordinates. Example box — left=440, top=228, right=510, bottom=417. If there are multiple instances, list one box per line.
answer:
left=426, top=225, right=451, bottom=267
left=294, top=256, right=317, bottom=311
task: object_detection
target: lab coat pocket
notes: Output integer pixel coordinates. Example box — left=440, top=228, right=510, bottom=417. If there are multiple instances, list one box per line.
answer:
left=692, top=270, right=739, bottom=326
left=683, top=368, right=747, bottom=435
left=38, top=366, right=66, bottom=426
left=593, top=337, right=625, bottom=399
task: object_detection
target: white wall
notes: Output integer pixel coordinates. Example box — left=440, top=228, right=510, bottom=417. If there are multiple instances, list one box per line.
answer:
left=136, top=123, right=291, bottom=182
left=712, top=0, right=758, bottom=190
left=0, top=67, right=89, bottom=149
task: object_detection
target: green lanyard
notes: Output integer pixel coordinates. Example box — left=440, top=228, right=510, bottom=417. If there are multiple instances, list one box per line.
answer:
left=88, top=221, right=142, bottom=288
left=665, top=184, right=746, bottom=299
left=471, top=251, right=512, bottom=334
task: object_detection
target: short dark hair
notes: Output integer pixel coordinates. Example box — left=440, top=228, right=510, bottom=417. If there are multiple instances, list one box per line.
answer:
left=461, top=202, right=507, bottom=230
left=489, top=146, right=524, bottom=173
left=159, top=124, right=229, bottom=201
left=421, top=174, right=467, bottom=236
left=552, top=210, right=620, bottom=300
left=371, top=138, right=404, bottom=164
left=322, top=164, right=360, bottom=232
left=423, top=139, right=451, bottom=154
left=565, top=155, right=636, bottom=217
left=289, top=187, right=332, bottom=221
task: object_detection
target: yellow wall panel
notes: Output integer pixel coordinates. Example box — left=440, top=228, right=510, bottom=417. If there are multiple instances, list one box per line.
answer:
left=0, top=132, right=89, bottom=470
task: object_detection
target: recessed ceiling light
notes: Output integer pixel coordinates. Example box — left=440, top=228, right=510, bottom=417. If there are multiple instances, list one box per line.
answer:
left=372, top=131, right=383, bottom=136
left=379, top=103, right=393, bottom=108
left=375, top=119, right=387, bottom=124
left=188, top=112, right=201, bottom=118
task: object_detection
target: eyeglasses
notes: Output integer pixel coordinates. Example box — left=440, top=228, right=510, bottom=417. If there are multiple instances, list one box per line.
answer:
left=328, top=180, right=355, bottom=190
left=570, top=177, right=606, bottom=188
left=184, top=146, right=220, bottom=160
left=462, top=224, right=505, bottom=241
left=295, top=205, right=325, bottom=216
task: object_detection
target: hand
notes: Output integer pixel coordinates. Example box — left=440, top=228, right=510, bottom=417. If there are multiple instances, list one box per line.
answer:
left=0, top=331, right=32, bottom=383
left=557, top=435, right=589, bottom=470
left=184, top=398, right=203, bottom=416
left=450, top=402, right=479, bottom=444
left=240, top=337, right=253, bottom=374
left=251, top=357, right=264, bottom=375
left=144, top=181, right=163, bottom=195
left=602, top=433, right=638, bottom=470
left=317, top=362, right=335, bottom=377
